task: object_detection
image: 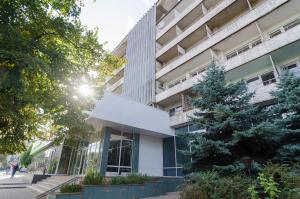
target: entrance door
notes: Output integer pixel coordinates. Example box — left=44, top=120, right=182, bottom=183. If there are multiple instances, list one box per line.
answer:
left=106, top=131, right=133, bottom=175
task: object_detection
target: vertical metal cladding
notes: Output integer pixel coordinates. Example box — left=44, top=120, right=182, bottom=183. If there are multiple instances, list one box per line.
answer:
left=123, top=6, right=156, bottom=105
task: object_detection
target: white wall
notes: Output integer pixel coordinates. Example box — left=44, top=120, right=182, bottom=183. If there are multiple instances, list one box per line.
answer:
left=138, top=134, right=163, bottom=176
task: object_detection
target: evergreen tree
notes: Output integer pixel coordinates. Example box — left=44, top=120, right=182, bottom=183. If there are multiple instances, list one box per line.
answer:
left=271, top=72, right=300, bottom=163
left=182, top=63, right=282, bottom=175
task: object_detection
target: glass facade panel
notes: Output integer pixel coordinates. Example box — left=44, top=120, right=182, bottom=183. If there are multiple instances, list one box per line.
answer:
left=106, top=130, right=133, bottom=175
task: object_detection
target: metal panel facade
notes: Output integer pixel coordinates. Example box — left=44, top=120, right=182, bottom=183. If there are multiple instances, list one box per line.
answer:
left=123, top=6, right=156, bottom=105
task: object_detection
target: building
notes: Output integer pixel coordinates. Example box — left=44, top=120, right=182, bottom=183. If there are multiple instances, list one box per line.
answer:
left=40, top=0, right=300, bottom=177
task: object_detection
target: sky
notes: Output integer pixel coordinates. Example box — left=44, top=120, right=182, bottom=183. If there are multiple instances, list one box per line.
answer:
left=80, top=0, right=157, bottom=52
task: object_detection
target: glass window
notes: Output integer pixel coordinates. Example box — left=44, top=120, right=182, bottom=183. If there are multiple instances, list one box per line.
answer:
left=107, top=130, right=133, bottom=174
left=283, top=63, right=297, bottom=71
left=251, top=39, right=262, bottom=48
left=261, top=71, right=276, bottom=86
left=226, top=51, right=237, bottom=60
left=120, top=140, right=132, bottom=167
left=269, top=29, right=282, bottom=38
left=246, top=76, right=259, bottom=84
left=237, top=45, right=250, bottom=54
left=284, top=18, right=300, bottom=31
left=107, top=140, right=121, bottom=166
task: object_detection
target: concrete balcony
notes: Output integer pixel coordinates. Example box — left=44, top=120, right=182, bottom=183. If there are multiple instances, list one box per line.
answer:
left=157, top=0, right=203, bottom=41
left=156, top=0, right=288, bottom=79
left=156, top=71, right=204, bottom=103
left=224, top=22, right=300, bottom=72
left=169, top=82, right=276, bottom=126
left=107, top=77, right=124, bottom=92
left=156, top=0, right=235, bottom=59
left=169, top=109, right=196, bottom=127
left=249, top=82, right=276, bottom=104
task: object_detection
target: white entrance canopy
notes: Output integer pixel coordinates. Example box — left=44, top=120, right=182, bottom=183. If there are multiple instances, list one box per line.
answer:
left=87, top=92, right=174, bottom=137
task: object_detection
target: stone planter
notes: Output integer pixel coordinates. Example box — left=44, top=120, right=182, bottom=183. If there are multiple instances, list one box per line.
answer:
left=48, top=192, right=82, bottom=199
left=48, top=177, right=183, bottom=199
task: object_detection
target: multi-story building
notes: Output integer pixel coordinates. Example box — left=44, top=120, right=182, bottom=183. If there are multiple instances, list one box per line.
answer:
left=42, top=0, right=300, bottom=178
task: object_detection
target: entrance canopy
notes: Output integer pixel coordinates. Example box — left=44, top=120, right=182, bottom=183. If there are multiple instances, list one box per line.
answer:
left=87, top=92, right=174, bottom=137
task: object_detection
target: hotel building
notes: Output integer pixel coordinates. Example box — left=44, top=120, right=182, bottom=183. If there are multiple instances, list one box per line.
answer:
left=34, top=0, right=300, bottom=178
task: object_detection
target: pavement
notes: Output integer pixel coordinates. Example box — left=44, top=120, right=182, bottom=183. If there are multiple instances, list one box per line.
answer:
left=0, top=172, right=35, bottom=199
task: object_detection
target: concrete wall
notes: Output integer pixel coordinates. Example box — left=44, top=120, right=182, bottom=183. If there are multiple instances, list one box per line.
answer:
left=138, top=134, right=163, bottom=176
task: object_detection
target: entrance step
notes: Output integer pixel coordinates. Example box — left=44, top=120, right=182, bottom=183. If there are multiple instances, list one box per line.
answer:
left=26, top=175, right=78, bottom=198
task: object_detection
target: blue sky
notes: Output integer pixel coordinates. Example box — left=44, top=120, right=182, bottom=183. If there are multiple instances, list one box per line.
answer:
left=80, top=0, right=156, bottom=51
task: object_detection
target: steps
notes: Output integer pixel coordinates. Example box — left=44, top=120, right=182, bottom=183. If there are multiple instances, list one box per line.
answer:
left=143, top=191, right=180, bottom=199
left=27, top=175, right=77, bottom=198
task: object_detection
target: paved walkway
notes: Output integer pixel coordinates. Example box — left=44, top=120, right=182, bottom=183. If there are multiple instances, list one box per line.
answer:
left=0, top=172, right=35, bottom=199
left=0, top=188, right=35, bottom=199
left=0, top=172, right=32, bottom=188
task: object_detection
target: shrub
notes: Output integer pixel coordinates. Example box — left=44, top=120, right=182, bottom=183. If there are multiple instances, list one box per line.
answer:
left=111, top=173, right=152, bottom=185
left=83, top=171, right=104, bottom=185
left=60, top=184, right=82, bottom=193
left=180, top=172, right=253, bottom=199
left=254, top=163, right=300, bottom=199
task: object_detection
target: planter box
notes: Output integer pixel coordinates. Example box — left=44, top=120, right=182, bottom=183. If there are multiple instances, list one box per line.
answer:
left=49, top=177, right=183, bottom=199
left=48, top=192, right=82, bottom=199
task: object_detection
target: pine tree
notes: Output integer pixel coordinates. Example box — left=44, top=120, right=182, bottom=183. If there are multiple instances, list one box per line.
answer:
left=182, top=63, right=282, bottom=175
left=271, top=72, right=300, bottom=163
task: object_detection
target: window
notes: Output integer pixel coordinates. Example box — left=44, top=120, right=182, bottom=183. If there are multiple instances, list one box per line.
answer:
left=107, top=130, right=133, bottom=175
left=284, top=18, right=300, bottom=31
left=237, top=45, right=250, bottom=54
left=251, top=39, right=262, bottom=47
left=269, top=29, right=282, bottom=38
left=283, top=63, right=297, bottom=71
left=226, top=51, right=237, bottom=60
left=261, top=71, right=276, bottom=86
left=190, top=71, right=198, bottom=77
left=246, top=76, right=259, bottom=84
left=169, top=105, right=182, bottom=116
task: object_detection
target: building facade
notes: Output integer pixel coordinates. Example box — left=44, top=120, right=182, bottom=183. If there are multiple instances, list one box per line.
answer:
left=43, top=0, right=300, bottom=177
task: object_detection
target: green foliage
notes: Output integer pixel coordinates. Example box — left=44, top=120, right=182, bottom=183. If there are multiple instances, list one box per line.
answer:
left=257, top=173, right=281, bottom=199
left=180, top=172, right=253, bottom=199
left=83, top=171, right=103, bottom=185
left=20, top=146, right=32, bottom=167
left=247, top=185, right=259, bottom=199
left=60, top=184, right=82, bottom=193
left=183, top=63, right=282, bottom=173
left=0, top=0, right=124, bottom=154
left=271, top=72, right=300, bottom=163
left=110, top=173, right=152, bottom=185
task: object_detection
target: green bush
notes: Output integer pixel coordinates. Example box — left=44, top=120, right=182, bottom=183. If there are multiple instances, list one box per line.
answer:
left=256, top=163, right=300, bottom=199
left=180, top=172, right=253, bottom=199
left=83, top=171, right=104, bottom=185
left=111, top=173, right=152, bottom=185
left=60, top=184, right=82, bottom=193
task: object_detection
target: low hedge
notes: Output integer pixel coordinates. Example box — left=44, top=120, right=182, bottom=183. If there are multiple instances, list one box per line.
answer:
left=60, top=184, right=82, bottom=193
left=111, top=173, right=153, bottom=185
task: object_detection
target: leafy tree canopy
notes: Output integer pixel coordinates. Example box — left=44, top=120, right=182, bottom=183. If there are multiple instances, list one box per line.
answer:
left=0, top=0, right=124, bottom=154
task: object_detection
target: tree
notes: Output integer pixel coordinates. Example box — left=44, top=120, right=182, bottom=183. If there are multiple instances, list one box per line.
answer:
left=182, top=63, right=282, bottom=174
left=20, top=146, right=33, bottom=167
left=0, top=154, right=8, bottom=168
left=0, top=0, right=124, bottom=154
left=271, top=72, right=300, bottom=163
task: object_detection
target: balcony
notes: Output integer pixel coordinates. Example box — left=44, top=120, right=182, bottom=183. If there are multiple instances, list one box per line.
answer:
left=107, top=77, right=124, bottom=92
left=170, top=109, right=196, bottom=127
left=156, top=0, right=288, bottom=79
left=156, top=0, right=235, bottom=59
